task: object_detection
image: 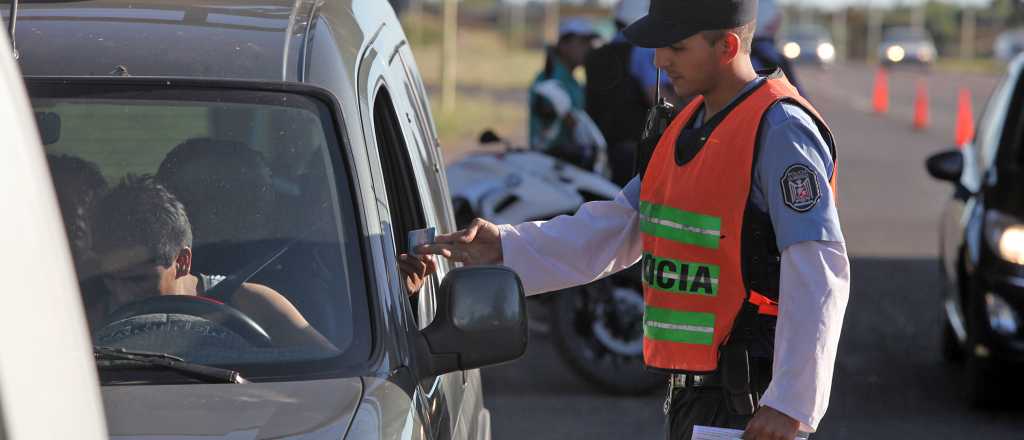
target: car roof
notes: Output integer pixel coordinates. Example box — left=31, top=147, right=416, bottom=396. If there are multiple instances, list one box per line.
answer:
left=9, top=0, right=376, bottom=82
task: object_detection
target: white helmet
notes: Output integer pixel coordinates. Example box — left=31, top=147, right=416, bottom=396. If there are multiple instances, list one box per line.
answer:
left=614, top=0, right=649, bottom=27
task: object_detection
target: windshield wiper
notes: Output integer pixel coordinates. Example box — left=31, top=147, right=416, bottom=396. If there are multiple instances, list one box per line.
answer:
left=94, top=346, right=248, bottom=384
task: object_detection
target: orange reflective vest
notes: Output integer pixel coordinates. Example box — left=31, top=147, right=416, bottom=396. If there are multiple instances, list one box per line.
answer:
left=639, top=74, right=836, bottom=373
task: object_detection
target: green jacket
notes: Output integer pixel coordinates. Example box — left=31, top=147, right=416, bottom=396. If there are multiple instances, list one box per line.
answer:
left=528, top=51, right=585, bottom=151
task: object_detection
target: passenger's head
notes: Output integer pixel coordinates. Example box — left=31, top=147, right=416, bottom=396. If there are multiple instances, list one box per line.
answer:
left=156, top=137, right=275, bottom=245
left=46, top=154, right=108, bottom=274
left=91, top=175, right=193, bottom=304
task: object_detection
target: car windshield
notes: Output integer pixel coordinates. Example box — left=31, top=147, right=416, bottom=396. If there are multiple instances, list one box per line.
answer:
left=884, top=27, right=930, bottom=42
left=784, top=25, right=828, bottom=42
left=28, top=81, right=370, bottom=381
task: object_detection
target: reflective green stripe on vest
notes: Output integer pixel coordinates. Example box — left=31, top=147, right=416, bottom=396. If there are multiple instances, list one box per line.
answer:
left=638, top=201, right=721, bottom=249
left=644, top=306, right=715, bottom=346
left=642, top=253, right=720, bottom=296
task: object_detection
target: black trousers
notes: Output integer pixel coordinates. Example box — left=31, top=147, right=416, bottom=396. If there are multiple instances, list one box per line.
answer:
left=664, top=359, right=773, bottom=440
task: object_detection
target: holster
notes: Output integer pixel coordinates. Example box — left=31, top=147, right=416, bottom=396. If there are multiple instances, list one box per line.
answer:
left=719, top=338, right=756, bottom=416
left=719, top=303, right=760, bottom=416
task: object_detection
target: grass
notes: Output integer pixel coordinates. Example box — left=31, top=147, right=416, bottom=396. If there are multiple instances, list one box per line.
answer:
left=935, top=57, right=1007, bottom=76
left=403, top=12, right=543, bottom=155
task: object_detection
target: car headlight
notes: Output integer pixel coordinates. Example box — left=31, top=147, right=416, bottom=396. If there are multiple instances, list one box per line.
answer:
left=985, top=292, right=1020, bottom=336
left=985, top=211, right=1024, bottom=264
left=816, top=43, right=835, bottom=61
left=886, top=45, right=905, bottom=63
left=783, top=42, right=801, bottom=59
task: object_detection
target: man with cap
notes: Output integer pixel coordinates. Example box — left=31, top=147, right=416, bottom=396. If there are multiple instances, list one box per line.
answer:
left=585, top=0, right=677, bottom=185
left=750, top=0, right=803, bottom=94
left=529, top=17, right=602, bottom=167
left=420, top=0, right=848, bottom=438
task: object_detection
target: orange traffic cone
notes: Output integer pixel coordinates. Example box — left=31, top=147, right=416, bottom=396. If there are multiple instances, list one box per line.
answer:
left=913, top=78, right=930, bottom=130
left=955, top=88, right=975, bottom=148
left=872, top=67, right=889, bottom=114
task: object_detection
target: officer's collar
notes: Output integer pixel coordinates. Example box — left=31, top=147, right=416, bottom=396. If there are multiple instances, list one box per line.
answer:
left=675, top=78, right=769, bottom=166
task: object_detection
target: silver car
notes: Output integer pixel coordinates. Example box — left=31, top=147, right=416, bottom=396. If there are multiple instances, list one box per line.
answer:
left=11, top=0, right=526, bottom=438
left=879, top=26, right=937, bottom=67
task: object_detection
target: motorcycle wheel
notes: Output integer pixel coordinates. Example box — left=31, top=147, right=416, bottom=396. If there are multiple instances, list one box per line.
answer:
left=549, top=265, right=665, bottom=395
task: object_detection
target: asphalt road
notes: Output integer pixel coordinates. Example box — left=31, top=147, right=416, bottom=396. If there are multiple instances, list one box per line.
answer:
left=479, top=62, right=1024, bottom=439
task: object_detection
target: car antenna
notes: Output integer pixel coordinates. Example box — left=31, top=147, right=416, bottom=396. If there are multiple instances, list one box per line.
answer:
left=7, top=0, right=18, bottom=59
left=110, top=65, right=130, bottom=76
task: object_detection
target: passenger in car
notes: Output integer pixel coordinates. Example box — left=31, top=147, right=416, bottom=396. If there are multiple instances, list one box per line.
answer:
left=155, top=137, right=275, bottom=250
left=46, top=154, right=108, bottom=277
left=89, top=174, right=335, bottom=350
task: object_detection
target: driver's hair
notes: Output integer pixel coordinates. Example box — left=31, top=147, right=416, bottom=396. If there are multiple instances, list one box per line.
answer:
left=92, top=174, right=193, bottom=267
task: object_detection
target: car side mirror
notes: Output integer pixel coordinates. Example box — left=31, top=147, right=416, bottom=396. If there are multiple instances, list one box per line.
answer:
left=416, top=266, right=527, bottom=377
left=925, top=149, right=963, bottom=182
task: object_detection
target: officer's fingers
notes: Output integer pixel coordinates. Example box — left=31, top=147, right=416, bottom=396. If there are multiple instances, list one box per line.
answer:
left=456, top=219, right=487, bottom=243
left=740, top=420, right=764, bottom=440
left=433, top=230, right=464, bottom=244
left=417, top=244, right=477, bottom=264
left=415, top=243, right=455, bottom=258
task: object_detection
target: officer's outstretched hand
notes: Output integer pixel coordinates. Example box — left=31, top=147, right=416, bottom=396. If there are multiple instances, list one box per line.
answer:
left=742, top=406, right=800, bottom=440
left=415, top=218, right=503, bottom=266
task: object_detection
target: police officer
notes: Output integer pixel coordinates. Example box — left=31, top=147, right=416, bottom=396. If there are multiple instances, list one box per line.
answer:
left=418, top=1, right=849, bottom=439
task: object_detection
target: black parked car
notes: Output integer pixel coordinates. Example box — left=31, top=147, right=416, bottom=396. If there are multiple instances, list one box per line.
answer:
left=926, top=57, right=1024, bottom=406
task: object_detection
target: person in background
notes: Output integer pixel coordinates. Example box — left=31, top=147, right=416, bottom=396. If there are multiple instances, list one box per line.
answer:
left=750, top=0, right=803, bottom=94
left=585, top=0, right=678, bottom=186
left=529, top=17, right=603, bottom=169
left=46, top=154, right=109, bottom=276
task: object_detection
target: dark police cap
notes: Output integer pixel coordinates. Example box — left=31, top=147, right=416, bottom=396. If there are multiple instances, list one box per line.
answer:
left=623, top=0, right=758, bottom=48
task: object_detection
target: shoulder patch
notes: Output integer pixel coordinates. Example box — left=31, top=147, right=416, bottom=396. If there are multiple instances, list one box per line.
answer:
left=780, top=164, right=821, bottom=213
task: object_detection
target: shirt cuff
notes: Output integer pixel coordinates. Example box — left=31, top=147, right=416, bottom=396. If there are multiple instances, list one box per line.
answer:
left=759, top=399, right=816, bottom=433
left=496, top=223, right=544, bottom=296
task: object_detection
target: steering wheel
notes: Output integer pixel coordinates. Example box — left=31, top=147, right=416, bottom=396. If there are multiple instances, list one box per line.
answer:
left=100, top=295, right=273, bottom=348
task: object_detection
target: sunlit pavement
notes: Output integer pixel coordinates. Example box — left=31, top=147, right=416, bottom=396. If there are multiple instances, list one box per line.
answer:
left=480, top=62, right=1024, bottom=439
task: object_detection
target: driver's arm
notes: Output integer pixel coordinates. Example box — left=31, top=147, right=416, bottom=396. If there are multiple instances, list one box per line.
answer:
left=231, top=283, right=338, bottom=351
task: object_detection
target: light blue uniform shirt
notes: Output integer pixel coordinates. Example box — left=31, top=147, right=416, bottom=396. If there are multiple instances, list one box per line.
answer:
left=622, top=77, right=844, bottom=250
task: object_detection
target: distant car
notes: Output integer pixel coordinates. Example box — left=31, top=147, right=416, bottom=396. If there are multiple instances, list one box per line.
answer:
left=994, top=28, right=1024, bottom=62
left=926, top=54, right=1024, bottom=407
left=13, top=0, right=527, bottom=438
left=779, top=24, right=836, bottom=66
left=880, top=27, right=937, bottom=66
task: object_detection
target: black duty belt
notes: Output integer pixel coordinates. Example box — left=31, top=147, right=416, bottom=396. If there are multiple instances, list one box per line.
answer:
left=669, top=372, right=722, bottom=389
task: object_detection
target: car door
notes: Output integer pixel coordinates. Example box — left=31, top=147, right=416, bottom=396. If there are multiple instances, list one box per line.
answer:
left=369, top=83, right=458, bottom=438
left=943, top=64, right=1019, bottom=337
left=388, top=43, right=482, bottom=440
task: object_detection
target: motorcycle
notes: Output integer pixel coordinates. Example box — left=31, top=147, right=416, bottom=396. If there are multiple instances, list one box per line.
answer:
left=445, top=130, right=664, bottom=395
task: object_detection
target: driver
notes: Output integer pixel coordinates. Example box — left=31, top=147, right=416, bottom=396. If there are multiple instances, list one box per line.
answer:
left=89, top=174, right=335, bottom=350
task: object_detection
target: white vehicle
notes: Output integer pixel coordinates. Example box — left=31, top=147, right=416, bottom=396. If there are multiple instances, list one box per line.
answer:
left=0, top=31, right=108, bottom=440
